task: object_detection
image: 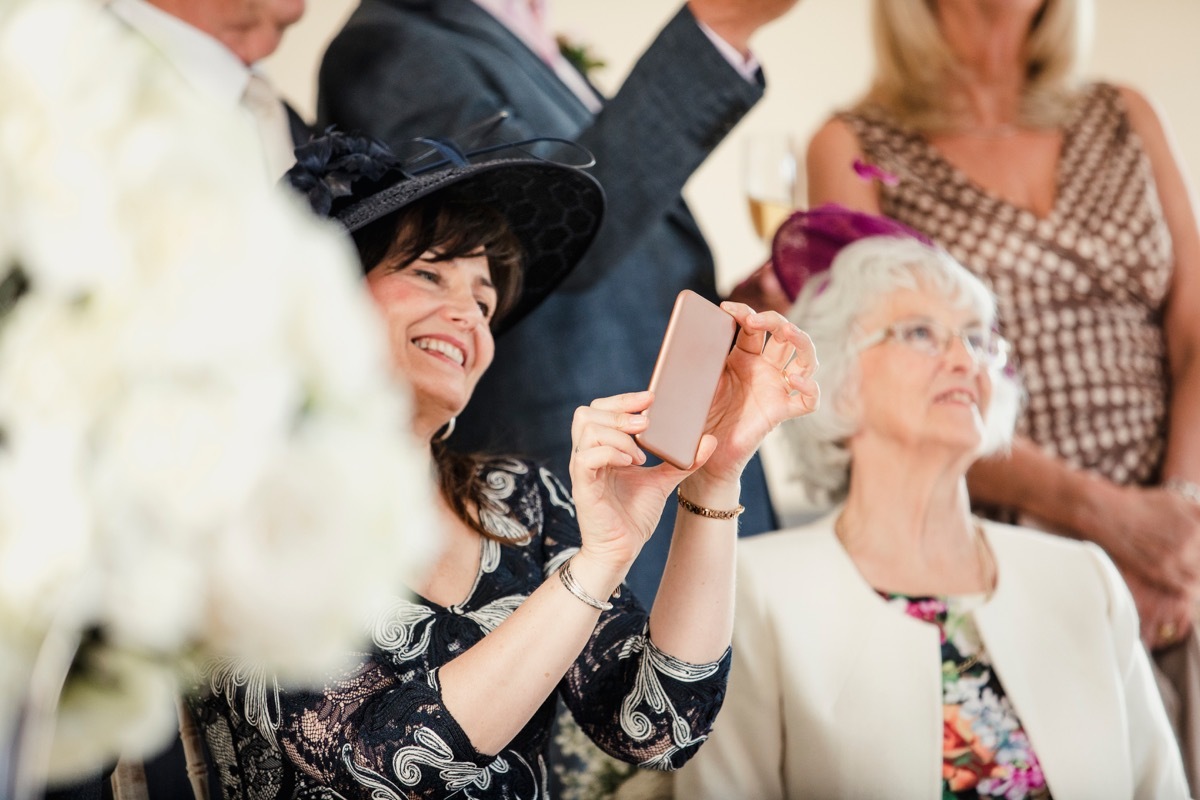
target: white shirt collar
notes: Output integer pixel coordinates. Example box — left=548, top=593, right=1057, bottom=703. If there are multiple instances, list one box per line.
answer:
left=106, top=0, right=253, bottom=109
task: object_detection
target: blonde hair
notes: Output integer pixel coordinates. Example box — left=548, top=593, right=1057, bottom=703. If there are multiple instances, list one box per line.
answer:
left=862, top=0, right=1094, bottom=131
left=783, top=237, right=1023, bottom=508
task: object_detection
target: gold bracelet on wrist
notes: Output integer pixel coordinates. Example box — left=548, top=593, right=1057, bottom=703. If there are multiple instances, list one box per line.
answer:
left=677, top=488, right=745, bottom=521
left=558, top=557, right=613, bottom=612
left=1165, top=478, right=1200, bottom=506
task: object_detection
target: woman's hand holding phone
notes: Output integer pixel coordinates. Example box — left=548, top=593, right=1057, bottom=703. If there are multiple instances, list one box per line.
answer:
left=568, top=391, right=720, bottom=570
left=567, top=296, right=819, bottom=566
left=688, top=301, right=819, bottom=489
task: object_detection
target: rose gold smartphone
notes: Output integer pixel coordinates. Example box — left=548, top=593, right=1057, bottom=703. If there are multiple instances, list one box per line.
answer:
left=635, top=290, right=737, bottom=469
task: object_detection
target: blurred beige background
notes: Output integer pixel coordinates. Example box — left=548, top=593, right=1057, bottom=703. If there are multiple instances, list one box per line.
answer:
left=266, top=0, right=1200, bottom=292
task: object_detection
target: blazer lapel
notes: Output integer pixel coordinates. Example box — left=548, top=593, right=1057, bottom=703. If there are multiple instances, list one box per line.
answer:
left=387, top=0, right=595, bottom=120
left=784, top=526, right=944, bottom=796
left=975, top=527, right=1130, bottom=798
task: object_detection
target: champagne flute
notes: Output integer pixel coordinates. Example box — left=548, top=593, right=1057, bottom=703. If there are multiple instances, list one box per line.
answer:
left=744, top=133, right=804, bottom=246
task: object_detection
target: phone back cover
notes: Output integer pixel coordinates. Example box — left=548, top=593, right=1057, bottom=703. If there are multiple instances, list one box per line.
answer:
left=638, top=291, right=736, bottom=468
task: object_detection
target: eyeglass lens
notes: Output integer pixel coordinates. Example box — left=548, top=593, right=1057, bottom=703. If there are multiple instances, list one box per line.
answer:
left=892, top=321, right=1005, bottom=367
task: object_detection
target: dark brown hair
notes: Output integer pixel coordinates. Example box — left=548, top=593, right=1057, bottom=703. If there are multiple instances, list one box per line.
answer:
left=355, top=195, right=531, bottom=545
left=352, top=193, right=524, bottom=325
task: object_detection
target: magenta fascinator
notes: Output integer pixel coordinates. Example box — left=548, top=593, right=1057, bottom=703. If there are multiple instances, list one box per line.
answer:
left=771, top=203, right=934, bottom=302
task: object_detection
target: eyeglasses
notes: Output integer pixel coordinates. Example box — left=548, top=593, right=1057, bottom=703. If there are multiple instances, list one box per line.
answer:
left=857, top=318, right=1010, bottom=370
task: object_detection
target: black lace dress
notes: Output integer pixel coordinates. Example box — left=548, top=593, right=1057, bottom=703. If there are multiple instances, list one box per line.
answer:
left=190, top=458, right=731, bottom=800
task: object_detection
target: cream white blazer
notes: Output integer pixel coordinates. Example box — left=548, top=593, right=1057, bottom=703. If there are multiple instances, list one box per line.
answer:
left=675, top=513, right=1189, bottom=800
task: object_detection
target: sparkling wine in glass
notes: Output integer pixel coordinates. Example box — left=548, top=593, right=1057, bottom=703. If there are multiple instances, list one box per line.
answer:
left=744, top=133, right=803, bottom=244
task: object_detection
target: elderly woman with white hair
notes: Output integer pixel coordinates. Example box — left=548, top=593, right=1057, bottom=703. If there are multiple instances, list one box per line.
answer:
left=676, top=206, right=1188, bottom=799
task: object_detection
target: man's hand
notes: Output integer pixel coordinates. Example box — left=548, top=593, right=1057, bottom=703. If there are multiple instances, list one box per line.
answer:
left=688, top=0, right=803, bottom=56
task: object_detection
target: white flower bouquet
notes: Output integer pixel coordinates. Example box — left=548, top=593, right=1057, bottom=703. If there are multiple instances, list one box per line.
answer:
left=0, top=0, right=435, bottom=786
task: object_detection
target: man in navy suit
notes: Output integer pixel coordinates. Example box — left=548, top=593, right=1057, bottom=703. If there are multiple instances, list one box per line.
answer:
left=319, top=0, right=803, bottom=606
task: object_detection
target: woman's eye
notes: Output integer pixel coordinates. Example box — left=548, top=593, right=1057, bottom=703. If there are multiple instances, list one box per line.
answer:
left=411, top=268, right=439, bottom=283
left=965, top=331, right=989, bottom=351
left=902, top=323, right=937, bottom=343
left=477, top=300, right=492, bottom=318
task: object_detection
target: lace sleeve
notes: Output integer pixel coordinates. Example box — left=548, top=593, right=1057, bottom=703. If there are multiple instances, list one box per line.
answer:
left=201, top=645, right=498, bottom=800
left=535, top=467, right=732, bottom=771
left=279, top=654, right=501, bottom=799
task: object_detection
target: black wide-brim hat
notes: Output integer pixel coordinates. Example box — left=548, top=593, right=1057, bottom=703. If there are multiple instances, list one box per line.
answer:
left=286, top=133, right=606, bottom=335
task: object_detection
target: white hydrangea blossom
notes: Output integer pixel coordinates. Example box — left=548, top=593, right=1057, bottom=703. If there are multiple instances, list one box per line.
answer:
left=0, top=0, right=435, bottom=781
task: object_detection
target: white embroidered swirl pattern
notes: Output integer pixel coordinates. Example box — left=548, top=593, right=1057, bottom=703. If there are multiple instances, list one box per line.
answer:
left=207, top=657, right=283, bottom=748
left=479, top=460, right=533, bottom=541
left=393, top=726, right=509, bottom=791
left=479, top=537, right=502, bottom=576
left=617, top=630, right=722, bottom=769
left=539, top=467, right=576, bottom=518
left=462, top=594, right=526, bottom=633
left=543, top=546, right=577, bottom=580
left=339, top=743, right=406, bottom=800
left=372, top=599, right=436, bottom=658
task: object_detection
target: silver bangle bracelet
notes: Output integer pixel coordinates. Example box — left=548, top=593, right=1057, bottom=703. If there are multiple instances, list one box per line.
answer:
left=558, top=557, right=613, bottom=612
left=1165, top=478, right=1200, bottom=506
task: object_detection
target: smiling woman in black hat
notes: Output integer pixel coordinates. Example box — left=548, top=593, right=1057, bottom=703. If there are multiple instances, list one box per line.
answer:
left=188, top=133, right=819, bottom=800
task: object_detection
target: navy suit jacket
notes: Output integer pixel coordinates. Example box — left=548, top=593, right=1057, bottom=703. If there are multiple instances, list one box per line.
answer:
left=319, top=0, right=776, bottom=603
left=285, top=104, right=313, bottom=149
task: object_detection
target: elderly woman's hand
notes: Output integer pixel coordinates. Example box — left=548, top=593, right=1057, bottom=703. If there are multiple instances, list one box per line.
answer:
left=1094, top=484, right=1200, bottom=651
left=1100, top=485, right=1200, bottom=597
left=689, top=302, right=819, bottom=489
left=1120, top=567, right=1195, bottom=652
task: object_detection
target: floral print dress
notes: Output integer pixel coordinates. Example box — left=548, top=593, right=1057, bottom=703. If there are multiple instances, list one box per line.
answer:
left=190, top=458, right=730, bottom=800
left=881, top=593, right=1053, bottom=799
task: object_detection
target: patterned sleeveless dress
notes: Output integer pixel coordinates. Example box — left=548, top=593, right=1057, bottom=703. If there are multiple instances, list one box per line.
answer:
left=841, top=83, right=1174, bottom=492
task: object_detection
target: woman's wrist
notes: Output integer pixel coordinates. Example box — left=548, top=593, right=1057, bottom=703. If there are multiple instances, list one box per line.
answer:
left=567, top=549, right=628, bottom=604
left=676, top=474, right=739, bottom=525
left=1066, top=472, right=1136, bottom=559
left=678, top=474, right=742, bottom=518
left=1051, top=467, right=1106, bottom=534
left=1165, top=477, right=1200, bottom=505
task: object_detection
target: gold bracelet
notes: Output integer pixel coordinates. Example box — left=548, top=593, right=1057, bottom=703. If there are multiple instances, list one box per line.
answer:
left=558, top=557, right=613, bottom=611
left=1165, top=478, right=1200, bottom=506
left=677, top=488, right=744, bottom=521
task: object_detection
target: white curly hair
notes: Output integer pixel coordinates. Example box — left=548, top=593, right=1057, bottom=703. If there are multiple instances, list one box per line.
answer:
left=782, top=236, right=1023, bottom=507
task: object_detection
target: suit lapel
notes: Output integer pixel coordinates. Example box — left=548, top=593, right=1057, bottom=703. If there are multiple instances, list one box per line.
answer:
left=284, top=102, right=312, bottom=148
left=387, top=0, right=595, bottom=120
